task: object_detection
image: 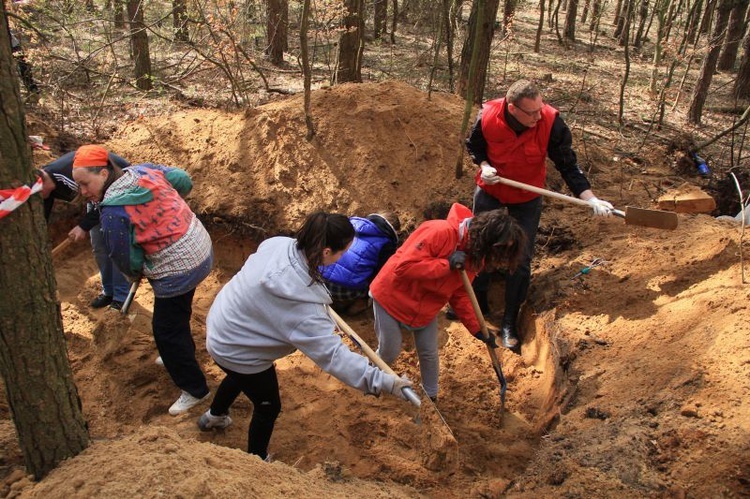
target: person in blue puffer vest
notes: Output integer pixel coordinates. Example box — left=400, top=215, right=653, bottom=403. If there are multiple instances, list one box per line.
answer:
left=321, top=211, right=400, bottom=314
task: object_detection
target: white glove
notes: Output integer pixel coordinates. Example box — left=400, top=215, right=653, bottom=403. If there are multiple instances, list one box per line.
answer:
left=587, top=196, right=614, bottom=217
left=388, top=374, right=414, bottom=400
left=480, top=164, right=501, bottom=185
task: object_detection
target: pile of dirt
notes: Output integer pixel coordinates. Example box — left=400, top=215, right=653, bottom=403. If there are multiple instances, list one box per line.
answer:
left=3, top=81, right=749, bottom=498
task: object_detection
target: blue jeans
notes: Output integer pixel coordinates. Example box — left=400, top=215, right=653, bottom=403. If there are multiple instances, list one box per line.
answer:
left=90, top=223, right=130, bottom=301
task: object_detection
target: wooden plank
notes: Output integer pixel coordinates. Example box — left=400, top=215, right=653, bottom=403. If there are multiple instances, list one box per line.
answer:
left=657, top=190, right=716, bottom=214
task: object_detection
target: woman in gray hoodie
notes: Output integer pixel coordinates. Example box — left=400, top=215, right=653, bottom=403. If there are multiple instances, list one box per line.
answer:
left=200, top=212, right=413, bottom=460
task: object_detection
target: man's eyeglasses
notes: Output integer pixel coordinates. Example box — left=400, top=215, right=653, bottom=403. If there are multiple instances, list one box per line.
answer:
left=513, top=103, right=543, bottom=117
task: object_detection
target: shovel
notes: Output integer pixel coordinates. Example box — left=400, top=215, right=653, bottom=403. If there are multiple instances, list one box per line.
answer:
left=51, top=237, right=75, bottom=258
left=460, top=270, right=507, bottom=411
left=493, top=176, right=678, bottom=230
left=327, top=307, right=420, bottom=407
left=328, top=307, right=459, bottom=472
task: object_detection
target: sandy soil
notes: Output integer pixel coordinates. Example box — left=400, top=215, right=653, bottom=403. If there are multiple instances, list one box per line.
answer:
left=2, top=81, right=749, bottom=498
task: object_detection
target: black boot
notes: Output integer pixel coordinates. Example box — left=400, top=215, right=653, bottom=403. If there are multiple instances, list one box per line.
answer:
left=500, top=315, right=521, bottom=351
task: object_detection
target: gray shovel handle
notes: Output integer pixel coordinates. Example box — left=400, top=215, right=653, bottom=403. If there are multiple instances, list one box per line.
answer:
left=121, top=280, right=140, bottom=315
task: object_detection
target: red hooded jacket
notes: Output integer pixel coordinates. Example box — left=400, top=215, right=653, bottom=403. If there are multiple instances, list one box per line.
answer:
left=475, top=98, right=558, bottom=204
left=370, top=203, right=481, bottom=334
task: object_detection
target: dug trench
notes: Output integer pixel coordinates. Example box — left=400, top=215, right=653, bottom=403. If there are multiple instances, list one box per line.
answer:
left=42, top=223, right=566, bottom=495
left=6, top=81, right=749, bottom=496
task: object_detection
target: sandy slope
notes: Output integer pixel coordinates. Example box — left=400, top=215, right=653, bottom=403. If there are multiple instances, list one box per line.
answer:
left=2, top=81, right=748, bottom=498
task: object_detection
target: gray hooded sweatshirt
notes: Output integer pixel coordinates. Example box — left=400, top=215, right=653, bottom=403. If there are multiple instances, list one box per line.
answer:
left=206, top=236, right=397, bottom=396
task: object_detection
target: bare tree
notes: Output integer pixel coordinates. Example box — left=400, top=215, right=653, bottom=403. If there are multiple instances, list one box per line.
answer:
left=503, top=0, right=518, bottom=34
left=374, top=0, right=387, bottom=38
left=267, top=0, right=289, bottom=65
left=686, top=0, right=704, bottom=43
left=300, top=0, right=315, bottom=140
left=457, top=0, right=501, bottom=104
left=535, top=0, right=546, bottom=51
left=127, top=0, right=152, bottom=90
left=335, top=0, right=365, bottom=83
left=717, top=0, right=749, bottom=70
left=735, top=24, right=750, bottom=98
left=0, top=12, right=89, bottom=480
left=173, top=0, right=189, bottom=42
left=688, top=0, right=733, bottom=124
left=564, top=0, right=579, bottom=41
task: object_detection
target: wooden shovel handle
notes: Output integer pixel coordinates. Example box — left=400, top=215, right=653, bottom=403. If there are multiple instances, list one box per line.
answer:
left=51, top=237, right=74, bottom=258
left=494, top=176, right=625, bottom=219
left=459, top=270, right=507, bottom=407
left=328, top=307, right=421, bottom=407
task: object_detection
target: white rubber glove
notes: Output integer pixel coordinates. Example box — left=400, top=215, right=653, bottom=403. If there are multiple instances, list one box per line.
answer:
left=587, top=196, right=614, bottom=217
left=388, top=374, right=414, bottom=400
left=480, top=164, right=501, bottom=185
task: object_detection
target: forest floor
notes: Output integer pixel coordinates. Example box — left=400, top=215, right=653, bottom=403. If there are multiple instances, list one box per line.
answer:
left=2, top=4, right=750, bottom=499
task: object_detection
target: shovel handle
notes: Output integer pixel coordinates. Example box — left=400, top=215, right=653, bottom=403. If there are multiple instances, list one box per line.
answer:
left=328, top=307, right=421, bottom=408
left=51, top=237, right=74, bottom=258
left=120, top=280, right=140, bottom=315
left=459, top=270, right=507, bottom=406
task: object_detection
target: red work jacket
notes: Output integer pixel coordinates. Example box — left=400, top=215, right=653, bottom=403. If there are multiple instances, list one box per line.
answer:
left=475, top=98, right=558, bottom=204
left=370, top=203, right=481, bottom=334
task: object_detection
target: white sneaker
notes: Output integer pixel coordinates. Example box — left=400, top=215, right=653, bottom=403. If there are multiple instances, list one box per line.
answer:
left=197, top=410, right=233, bottom=430
left=168, top=390, right=210, bottom=416
left=155, top=356, right=164, bottom=366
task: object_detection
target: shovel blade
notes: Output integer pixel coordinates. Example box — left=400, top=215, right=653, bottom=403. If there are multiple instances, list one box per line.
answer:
left=624, top=206, right=678, bottom=230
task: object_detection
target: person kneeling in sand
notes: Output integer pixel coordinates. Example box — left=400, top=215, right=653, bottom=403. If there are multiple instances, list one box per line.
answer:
left=320, top=211, right=400, bottom=315
left=199, top=211, right=413, bottom=461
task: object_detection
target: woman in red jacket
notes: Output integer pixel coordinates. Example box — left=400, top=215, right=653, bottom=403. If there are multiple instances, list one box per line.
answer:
left=369, top=203, right=525, bottom=401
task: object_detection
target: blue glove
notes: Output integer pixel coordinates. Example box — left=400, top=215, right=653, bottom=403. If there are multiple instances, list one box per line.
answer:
left=448, top=250, right=466, bottom=270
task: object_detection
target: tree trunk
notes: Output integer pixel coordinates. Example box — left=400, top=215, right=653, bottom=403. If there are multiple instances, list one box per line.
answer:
left=686, top=0, right=704, bottom=43
left=632, top=0, right=649, bottom=48
left=698, top=0, right=716, bottom=36
left=717, top=0, right=749, bottom=70
left=688, top=0, right=733, bottom=123
left=617, top=0, right=635, bottom=45
left=113, top=0, right=126, bottom=30
left=564, top=0, right=579, bottom=41
left=445, top=0, right=456, bottom=90
left=590, top=0, right=602, bottom=30
left=267, top=0, right=288, bottom=65
left=335, top=0, right=365, bottom=84
left=503, top=0, right=517, bottom=33
left=374, top=0, right=387, bottom=38
left=734, top=24, right=750, bottom=98
left=0, top=14, right=89, bottom=481
left=581, top=0, right=591, bottom=24
left=391, top=0, right=398, bottom=43
left=300, top=0, right=315, bottom=140
left=535, top=0, right=546, bottom=51
left=173, top=0, right=189, bottom=42
left=456, top=0, right=501, bottom=104
left=127, top=0, right=152, bottom=91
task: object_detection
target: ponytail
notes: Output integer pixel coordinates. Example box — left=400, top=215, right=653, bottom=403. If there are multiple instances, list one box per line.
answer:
left=296, top=211, right=354, bottom=283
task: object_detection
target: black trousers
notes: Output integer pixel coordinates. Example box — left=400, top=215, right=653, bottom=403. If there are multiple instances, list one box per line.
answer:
left=210, top=364, right=282, bottom=460
left=472, top=187, right=543, bottom=322
left=152, top=288, right=209, bottom=398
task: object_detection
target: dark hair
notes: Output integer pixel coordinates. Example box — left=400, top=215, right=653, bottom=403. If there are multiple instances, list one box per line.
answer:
left=296, top=212, right=355, bottom=283
left=466, top=210, right=527, bottom=272
left=506, top=79, right=541, bottom=105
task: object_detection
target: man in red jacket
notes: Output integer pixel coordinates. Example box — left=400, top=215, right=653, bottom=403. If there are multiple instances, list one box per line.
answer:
left=369, top=203, right=526, bottom=401
left=467, top=79, right=613, bottom=351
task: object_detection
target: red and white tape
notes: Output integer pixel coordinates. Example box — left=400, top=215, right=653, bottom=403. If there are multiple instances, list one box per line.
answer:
left=0, top=177, right=43, bottom=220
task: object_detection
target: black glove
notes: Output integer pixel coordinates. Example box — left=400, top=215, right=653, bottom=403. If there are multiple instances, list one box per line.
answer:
left=474, top=330, right=499, bottom=349
left=448, top=250, right=466, bottom=270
